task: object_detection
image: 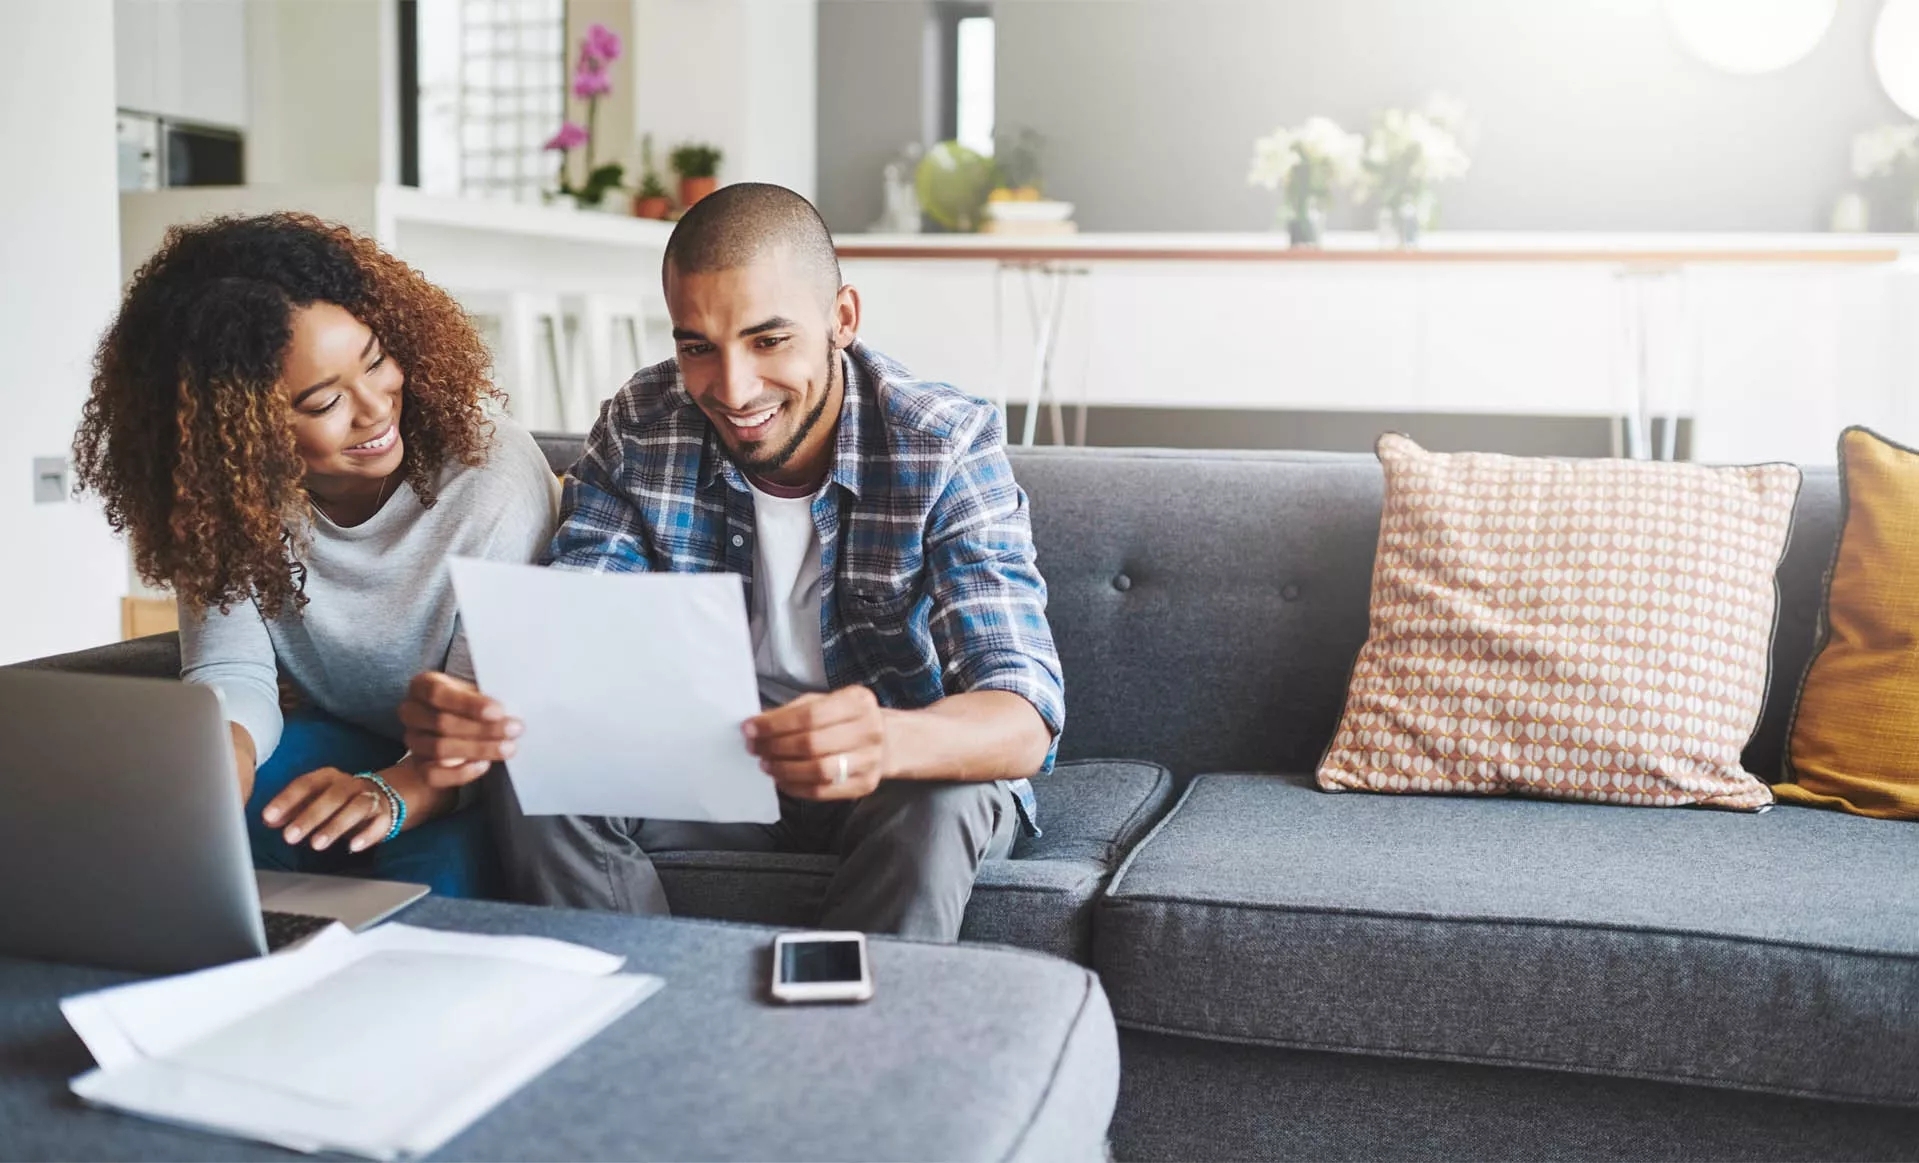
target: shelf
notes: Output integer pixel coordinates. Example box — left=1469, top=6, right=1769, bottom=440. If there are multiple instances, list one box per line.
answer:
left=121, top=184, right=678, bottom=252
left=378, top=186, right=676, bottom=248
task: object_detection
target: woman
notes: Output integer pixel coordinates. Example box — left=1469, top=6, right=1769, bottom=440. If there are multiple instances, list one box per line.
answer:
left=73, top=212, right=557, bottom=898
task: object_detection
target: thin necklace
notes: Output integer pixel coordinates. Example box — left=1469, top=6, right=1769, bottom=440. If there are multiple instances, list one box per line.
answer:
left=312, top=471, right=398, bottom=526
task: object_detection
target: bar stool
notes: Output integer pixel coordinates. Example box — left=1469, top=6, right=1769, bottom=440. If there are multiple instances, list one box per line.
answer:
left=458, top=290, right=576, bottom=432
left=996, top=260, right=1093, bottom=447
left=1612, top=264, right=1695, bottom=461
left=569, top=293, right=651, bottom=425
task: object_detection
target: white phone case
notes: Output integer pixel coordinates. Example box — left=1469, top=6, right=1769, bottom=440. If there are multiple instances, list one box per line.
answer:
left=770, top=931, right=874, bottom=1003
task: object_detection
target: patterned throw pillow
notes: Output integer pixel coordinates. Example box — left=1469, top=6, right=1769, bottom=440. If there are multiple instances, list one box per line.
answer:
left=1317, top=434, right=1801, bottom=809
left=1774, top=427, right=1919, bottom=819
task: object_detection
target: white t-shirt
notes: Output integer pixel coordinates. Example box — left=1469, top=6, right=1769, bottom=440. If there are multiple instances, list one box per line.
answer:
left=747, top=480, right=830, bottom=708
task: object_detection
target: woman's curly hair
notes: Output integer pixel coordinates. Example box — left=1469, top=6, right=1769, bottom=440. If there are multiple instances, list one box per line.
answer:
left=74, top=212, right=500, bottom=618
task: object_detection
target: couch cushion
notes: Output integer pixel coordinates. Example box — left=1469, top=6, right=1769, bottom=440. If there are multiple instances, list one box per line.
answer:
left=1097, top=773, right=1919, bottom=1106
left=1111, top=1029, right=1919, bottom=1163
left=1776, top=426, right=1919, bottom=819
left=656, top=759, right=1173, bottom=963
left=531, top=430, right=581, bottom=476
left=1010, top=448, right=1384, bottom=778
left=1319, top=434, right=1799, bottom=809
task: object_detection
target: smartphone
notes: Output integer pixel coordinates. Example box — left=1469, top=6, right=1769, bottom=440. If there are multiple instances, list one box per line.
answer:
left=770, top=930, right=874, bottom=1003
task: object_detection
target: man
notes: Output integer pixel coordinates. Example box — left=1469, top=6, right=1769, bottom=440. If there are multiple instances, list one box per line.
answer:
left=400, top=183, right=1064, bottom=942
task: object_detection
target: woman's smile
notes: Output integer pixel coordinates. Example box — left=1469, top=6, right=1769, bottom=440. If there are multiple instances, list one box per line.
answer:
left=344, top=422, right=399, bottom=457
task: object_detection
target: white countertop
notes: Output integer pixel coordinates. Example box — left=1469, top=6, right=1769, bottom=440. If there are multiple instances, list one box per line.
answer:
left=835, top=230, right=1917, bottom=264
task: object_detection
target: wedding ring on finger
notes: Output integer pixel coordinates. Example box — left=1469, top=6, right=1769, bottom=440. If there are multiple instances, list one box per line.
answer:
left=833, top=753, right=849, bottom=786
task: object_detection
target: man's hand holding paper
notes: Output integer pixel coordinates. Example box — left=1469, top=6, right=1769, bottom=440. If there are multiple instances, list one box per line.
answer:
left=428, top=560, right=780, bottom=824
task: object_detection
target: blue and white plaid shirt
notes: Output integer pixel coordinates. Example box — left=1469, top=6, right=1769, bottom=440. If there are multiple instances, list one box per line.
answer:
left=546, top=340, right=1064, bottom=831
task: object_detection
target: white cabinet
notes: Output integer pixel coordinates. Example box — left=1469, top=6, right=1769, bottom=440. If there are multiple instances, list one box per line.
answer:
left=114, top=0, right=248, bottom=127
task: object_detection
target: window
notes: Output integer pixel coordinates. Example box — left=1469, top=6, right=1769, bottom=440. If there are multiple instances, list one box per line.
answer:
left=409, top=0, right=565, bottom=201
left=936, top=3, right=993, bottom=156
left=954, top=15, right=995, bottom=157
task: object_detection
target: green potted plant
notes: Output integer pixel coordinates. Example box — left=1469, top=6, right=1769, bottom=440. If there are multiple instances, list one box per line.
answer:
left=670, top=142, right=724, bottom=209
left=632, top=134, right=671, bottom=219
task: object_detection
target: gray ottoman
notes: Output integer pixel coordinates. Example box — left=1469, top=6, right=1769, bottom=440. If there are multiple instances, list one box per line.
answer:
left=0, top=899, right=1119, bottom=1161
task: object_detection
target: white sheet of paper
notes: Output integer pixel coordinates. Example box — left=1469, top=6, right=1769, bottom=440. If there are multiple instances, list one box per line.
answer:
left=62, top=924, right=661, bottom=1161
left=448, top=559, right=779, bottom=823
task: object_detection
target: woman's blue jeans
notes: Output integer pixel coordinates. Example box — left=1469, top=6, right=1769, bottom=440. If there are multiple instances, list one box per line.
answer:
left=244, top=711, right=497, bottom=899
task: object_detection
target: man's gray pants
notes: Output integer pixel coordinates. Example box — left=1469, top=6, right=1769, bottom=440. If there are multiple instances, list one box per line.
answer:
left=487, top=777, right=1018, bottom=943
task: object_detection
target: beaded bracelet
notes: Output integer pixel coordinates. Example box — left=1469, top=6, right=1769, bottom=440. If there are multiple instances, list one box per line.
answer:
left=352, top=772, right=407, bottom=843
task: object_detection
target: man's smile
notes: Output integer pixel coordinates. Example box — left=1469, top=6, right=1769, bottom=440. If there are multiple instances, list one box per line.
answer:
left=720, top=403, right=783, bottom=440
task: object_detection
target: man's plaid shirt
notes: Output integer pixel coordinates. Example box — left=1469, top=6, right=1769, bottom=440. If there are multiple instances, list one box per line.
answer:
left=545, top=340, right=1064, bottom=830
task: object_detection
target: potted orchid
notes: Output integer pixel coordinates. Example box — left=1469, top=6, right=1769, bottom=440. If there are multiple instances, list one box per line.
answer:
left=1247, top=117, right=1364, bottom=247
left=1852, top=123, right=1919, bottom=230
left=1358, top=95, right=1472, bottom=248
left=544, top=23, right=626, bottom=210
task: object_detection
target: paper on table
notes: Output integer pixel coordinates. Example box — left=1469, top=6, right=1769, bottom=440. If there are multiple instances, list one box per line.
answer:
left=448, top=558, right=779, bottom=823
left=61, top=922, right=355, bottom=1071
left=62, top=924, right=660, bottom=1161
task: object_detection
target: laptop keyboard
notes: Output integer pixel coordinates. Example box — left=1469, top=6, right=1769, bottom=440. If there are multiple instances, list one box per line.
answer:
left=262, top=909, right=337, bottom=951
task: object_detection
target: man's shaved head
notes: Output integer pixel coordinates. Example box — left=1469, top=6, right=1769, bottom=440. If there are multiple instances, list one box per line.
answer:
left=662, top=182, right=842, bottom=303
left=661, top=182, right=862, bottom=489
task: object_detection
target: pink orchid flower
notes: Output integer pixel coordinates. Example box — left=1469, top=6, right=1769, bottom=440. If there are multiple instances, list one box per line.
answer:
left=583, top=22, right=622, bottom=65
left=544, top=121, right=588, bottom=152
left=572, top=64, right=612, bottom=100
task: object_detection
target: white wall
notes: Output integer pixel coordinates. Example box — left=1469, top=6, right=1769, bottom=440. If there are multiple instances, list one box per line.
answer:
left=633, top=0, right=818, bottom=199
left=0, top=0, right=131, bottom=661
left=818, top=0, right=1911, bottom=233
left=246, top=0, right=396, bottom=184
left=744, top=0, right=818, bottom=199
left=992, top=0, right=1906, bottom=233
left=815, top=0, right=930, bottom=230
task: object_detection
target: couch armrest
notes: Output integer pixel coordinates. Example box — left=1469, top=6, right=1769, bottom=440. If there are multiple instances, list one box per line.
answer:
left=7, top=633, right=182, bottom=680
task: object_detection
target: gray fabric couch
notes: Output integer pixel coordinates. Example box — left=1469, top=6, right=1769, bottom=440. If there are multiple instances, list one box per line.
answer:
left=18, top=439, right=1919, bottom=1161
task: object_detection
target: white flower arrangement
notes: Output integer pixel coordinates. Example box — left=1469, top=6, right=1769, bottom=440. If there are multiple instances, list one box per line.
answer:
left=1852, top=123, right=1919, bottom=182
left=1358, top=95, right=1474, bottom=227
left=1247, top=116, right=1365, bottom=231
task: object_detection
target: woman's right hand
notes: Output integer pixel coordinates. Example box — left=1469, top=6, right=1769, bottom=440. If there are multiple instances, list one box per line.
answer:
left=263, top=766, right=397, bottom=852
left=398, top=672, right=522, bottom=788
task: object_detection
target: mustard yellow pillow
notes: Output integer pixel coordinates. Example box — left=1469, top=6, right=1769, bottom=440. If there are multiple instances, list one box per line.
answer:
left=1775, top=427, right=1919, bottom=819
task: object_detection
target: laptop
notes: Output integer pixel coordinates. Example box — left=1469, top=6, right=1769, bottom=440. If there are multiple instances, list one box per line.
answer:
left=0, top=669, right=429, bottom=974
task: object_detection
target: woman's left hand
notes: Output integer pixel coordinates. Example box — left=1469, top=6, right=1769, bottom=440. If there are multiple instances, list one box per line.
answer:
left=263, top=767, right=402, bottom=853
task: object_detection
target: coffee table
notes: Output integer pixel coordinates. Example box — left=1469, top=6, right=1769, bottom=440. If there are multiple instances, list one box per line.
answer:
left=0, top=898, right=1118, bottom=1161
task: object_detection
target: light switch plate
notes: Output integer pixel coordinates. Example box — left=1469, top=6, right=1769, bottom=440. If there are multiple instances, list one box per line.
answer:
left=33, top=457, right=69, bottom=504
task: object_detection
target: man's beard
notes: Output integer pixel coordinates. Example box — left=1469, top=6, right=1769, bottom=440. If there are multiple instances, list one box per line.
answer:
left=735, top=338, right=838, bottom=475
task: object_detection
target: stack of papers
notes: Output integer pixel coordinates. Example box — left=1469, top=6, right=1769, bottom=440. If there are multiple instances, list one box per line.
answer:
left=62, top=923, right=661, bottom=1160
